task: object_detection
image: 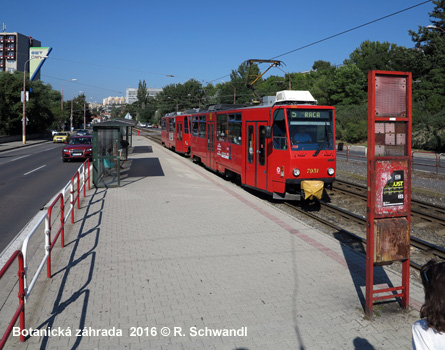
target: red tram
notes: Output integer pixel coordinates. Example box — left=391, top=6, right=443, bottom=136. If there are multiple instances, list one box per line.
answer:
left=161, top=112, right=192, bottom=155
left=162, top=90, right=336, bottom=200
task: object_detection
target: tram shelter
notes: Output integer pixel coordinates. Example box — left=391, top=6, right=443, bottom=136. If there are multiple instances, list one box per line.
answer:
left=92, top=119, right=136, bottom=187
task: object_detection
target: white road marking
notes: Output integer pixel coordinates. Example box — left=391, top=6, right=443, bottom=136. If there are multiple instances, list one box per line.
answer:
left=24, top=165, right=46, bottom=176
left=8, top=154, right=31, bottom=163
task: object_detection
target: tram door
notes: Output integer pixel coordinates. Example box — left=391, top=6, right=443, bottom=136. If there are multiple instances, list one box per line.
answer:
left=176, top=120, right=183, bottom=153
left=245, top=122, right=268, bottom=190
left=207, top=121, right=215, bottom=169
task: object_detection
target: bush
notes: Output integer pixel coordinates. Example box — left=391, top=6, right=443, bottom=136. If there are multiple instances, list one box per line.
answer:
left=335, top=103, right=368, bottom=143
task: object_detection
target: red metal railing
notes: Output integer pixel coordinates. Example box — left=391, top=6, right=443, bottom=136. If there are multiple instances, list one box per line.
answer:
left=83, top=159, right=91, bottom=197
left=0, top=250, right=25, bottom=348
left=0, top=159, right=92, bottom=348
left=70, top=171, right=80, bottom=223
left=47, top=193, right=64, bottom=278
left=412, top=151, right=444, bottom=175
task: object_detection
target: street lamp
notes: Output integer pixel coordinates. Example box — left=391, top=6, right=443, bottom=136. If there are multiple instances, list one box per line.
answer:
left=221, top=80, right=236, bottom=104
left=187, top=93, right=201, bottom=109
left=78, top=91, right=87, bottom=129
left=61, top=78, right=77, bottom=110
left=427, top=25, right=445, bottom=33
left=22, top=55, right=47, bottom=144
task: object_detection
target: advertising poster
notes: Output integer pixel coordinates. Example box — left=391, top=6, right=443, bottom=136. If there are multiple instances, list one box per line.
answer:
left=29, top=47, right=52, bottom=81
left=374, top=160, right=409, bottom=216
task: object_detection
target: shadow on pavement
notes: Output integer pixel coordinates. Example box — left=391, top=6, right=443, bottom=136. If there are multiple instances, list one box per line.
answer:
left=124, top=158, right=164, bottom=178
left=35, top=188, right=106, bottom=350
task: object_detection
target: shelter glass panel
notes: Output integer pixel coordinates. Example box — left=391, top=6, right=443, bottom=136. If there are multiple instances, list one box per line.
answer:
left=94, top=127, right=120, bottom=187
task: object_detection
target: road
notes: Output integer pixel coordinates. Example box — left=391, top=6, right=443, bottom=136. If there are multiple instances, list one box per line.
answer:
left=0, top=142, right=82, bottom=252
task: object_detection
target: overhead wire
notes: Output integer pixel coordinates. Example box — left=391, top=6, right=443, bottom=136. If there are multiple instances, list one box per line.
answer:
left=269, top=0, right=432, bottom=60
left=207, top=0, right=432, bottom=83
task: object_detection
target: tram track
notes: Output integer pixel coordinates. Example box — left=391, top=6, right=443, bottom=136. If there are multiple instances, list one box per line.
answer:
left=282, top=199, right=445, bottom=272
left=333, top=179, right=445, bottom=225
left=138, top=128, right=445, bottom=271
left=280, top=178, right=445, bottom=272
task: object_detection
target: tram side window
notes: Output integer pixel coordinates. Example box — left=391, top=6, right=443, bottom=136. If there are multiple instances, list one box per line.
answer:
left=228, top=113, right=242, bottom=145
left=161, top=119, right=166, bottom=130
left=217, top=114, right=227, bottom=142
left=259, top=126, right=266, bottom=166
left=273, top=109, right=288, bottom=150
left=184, top=116, right=189, bottom=134
left=169, top=119, right=175, bottom=133
left=198, top=116, right=206, bottom=138
left=192, top=117, right=199, bottom=137
left=248, top=125, right=254, bottom=163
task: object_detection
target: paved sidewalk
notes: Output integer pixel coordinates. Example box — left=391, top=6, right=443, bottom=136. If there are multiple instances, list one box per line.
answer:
left=0, top=138, right=50, bottom=153
left=2, top=135, right=424, bottom=349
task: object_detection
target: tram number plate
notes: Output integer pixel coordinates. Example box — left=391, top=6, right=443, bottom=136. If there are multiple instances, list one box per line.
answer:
left=307, top=168, right=319, bottom=174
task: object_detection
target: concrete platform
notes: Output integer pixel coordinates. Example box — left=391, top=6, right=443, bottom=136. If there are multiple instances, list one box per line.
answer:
left=1, top=135, right=425, bottom=349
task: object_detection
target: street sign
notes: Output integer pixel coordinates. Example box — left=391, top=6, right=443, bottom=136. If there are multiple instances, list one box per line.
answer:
left=21, top=91, right=29, bottom=103
left=365, top=70, right=412, bottom=317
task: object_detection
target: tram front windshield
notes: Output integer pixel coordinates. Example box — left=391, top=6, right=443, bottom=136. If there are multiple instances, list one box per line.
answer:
left=287, top=109, right=334, bottom=152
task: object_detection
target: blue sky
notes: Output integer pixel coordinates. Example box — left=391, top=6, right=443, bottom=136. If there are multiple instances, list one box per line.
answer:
left=2, top=0, right=435, bottom=103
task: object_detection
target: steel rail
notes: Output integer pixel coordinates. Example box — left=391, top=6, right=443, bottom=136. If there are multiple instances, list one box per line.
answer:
left=333, top=179, right=445, bottom=223
left=138, top=129, right=445, bottom=265
left=285, top=201, right=445, bottom=272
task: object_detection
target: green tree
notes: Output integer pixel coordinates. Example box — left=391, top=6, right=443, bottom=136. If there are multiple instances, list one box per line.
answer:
left=136, top=80, right=151, bottom=122
left=155, top=79, right=205, bottom=116
left=0, top=72, right=23, bottom=135
left=409, top=0, right=445, bottom=113
left=228, top=61, right=261, bottom=104
left=67, top=93, right=91, bottom=129
left=329, top=64, right=366, bottom=106
left=345, top=41, right=398, bottom=72
left=335, top=104, right=368, bottom=143
left=0, top=71, right=61, bottom=135
left=308, top=61, right=336, bottom=105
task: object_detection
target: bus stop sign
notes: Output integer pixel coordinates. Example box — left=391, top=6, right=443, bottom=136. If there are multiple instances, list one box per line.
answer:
left=366, top=70, right=412, bottom=316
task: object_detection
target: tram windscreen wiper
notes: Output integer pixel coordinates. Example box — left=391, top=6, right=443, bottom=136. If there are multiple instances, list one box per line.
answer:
left=312, top=143, right=323, bottom=157
left=313, top=122, right=330, bottom=157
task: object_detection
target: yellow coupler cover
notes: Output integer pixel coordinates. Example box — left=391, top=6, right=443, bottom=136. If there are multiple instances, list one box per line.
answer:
left=301, top=180, right=324, bottom=200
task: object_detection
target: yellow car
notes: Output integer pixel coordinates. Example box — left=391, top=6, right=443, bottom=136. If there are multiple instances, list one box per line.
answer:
left=53, top=132, right=70, bottom=143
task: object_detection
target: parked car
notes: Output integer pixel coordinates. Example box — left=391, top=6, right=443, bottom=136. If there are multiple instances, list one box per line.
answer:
left=62, top=135, right=93, bottom=162
left=76, top=129, right=89, bottom=136
left=53, top=132, right=70, bottom=143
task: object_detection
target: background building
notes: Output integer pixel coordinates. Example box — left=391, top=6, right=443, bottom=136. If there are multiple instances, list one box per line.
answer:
left=102, top=96, right=126, bottom=106
left=126, top=88, right=138, bottom=104
left=126, top=87, right=162, bottom=104
left=0, top=31, right=41, bottom=78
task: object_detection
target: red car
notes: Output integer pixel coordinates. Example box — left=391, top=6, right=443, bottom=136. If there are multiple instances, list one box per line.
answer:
left=62, top=135, right=93, bottom=162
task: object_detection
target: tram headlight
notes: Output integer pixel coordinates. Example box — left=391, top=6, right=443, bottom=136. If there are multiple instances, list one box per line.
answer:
left=327, top=168, right=335, bottom=176
left=293, top=168, right=300, bottom=177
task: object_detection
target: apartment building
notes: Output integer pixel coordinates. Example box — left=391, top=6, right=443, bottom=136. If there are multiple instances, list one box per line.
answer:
left=0, top=31, right=42, bottom=78
left=126, top=87, right=162, bottom=104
